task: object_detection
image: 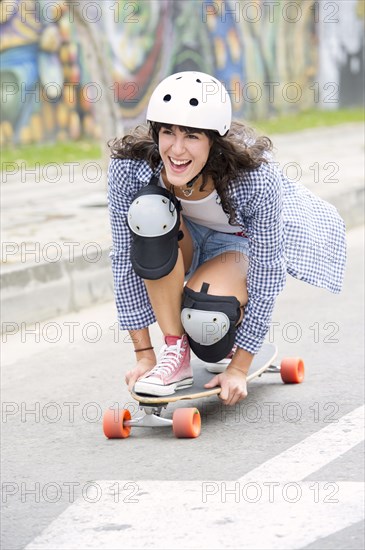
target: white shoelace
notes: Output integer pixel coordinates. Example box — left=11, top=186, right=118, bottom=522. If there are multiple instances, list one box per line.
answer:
left=147, top=340, right=184, bottom=378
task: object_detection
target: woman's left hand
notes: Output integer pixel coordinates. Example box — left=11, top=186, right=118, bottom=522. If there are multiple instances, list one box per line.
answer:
left=204, top=367, right=248, bottom=406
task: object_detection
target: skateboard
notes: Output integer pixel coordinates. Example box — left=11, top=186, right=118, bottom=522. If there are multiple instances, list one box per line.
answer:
left=103, top=343, right=304, bottom=439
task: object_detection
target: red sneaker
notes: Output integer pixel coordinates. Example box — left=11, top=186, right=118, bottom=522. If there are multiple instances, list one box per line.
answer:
left=134, top=335, right=193, bottom=396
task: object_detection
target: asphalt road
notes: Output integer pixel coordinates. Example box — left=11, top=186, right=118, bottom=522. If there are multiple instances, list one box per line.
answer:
left=1, top=225, right=364, bottom=550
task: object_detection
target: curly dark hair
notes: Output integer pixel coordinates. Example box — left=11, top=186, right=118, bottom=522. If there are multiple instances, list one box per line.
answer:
left=108, top=121, right=273, bottom=223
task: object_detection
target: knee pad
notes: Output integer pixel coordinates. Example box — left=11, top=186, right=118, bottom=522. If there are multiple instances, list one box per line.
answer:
left=181, top=282, right=241, bottom=362
left=128, top=182, right=182, bottom=280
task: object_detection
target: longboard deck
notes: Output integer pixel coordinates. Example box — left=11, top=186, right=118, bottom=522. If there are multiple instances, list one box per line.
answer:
left=131, top=343, right=278, bottom=405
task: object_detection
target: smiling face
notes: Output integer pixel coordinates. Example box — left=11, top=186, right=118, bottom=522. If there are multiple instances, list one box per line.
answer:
left=158, top=125, right=211, bottom=187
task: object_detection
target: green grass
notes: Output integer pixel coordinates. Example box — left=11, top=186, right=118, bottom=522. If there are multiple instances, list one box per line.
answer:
left=1, top=140, right=102, bottom=169
left=1, top=108, right=363, bottom=168
left=251, top=108, right=364, bottom=135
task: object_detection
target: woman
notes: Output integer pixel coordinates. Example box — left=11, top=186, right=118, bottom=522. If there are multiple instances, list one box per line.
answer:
left=108, top=71, right=346, bottom=406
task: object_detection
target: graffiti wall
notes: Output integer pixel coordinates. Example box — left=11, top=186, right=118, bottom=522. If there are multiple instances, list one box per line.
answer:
left=0, top=0, right=363, bottom=146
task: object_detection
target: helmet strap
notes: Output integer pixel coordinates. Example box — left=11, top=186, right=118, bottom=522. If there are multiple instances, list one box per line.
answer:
left=185, top=171, right=201, bottom=188
left=181, top=160, right=210, bottom=196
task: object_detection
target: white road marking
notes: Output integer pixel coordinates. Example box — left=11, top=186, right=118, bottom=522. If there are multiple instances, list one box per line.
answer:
left=25, top=406, right=364, bottom=550
left=24, top=481, right=364, bottom=550
left=238, top=404, right=365, bottom=483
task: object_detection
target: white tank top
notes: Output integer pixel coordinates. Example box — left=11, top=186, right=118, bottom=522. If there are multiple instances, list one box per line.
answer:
left=159, top=177, right=241, bottom=233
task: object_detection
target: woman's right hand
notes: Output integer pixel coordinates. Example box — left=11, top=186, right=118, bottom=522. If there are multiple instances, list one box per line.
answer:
left=125, top=355, right=156, bottom=392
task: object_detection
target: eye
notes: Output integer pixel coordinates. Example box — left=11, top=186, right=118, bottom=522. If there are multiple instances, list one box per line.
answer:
left=187, top=133, right=199, bottom=139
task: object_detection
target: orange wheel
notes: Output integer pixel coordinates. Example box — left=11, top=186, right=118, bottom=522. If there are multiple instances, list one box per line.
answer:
left=172, top=408, right=201, bottom=438
left=103, top=408, right=131, bottom=439
left=280, top=357, right=305, bottom=384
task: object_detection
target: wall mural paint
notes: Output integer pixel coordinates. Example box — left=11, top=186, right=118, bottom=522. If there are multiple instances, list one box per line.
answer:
left=0, top=0, right=363, bottom=146
left=0, top=0, right=92, bottom=145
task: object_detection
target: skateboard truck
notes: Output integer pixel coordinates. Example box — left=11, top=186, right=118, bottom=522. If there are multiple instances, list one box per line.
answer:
left=103, top=403, right=201, bottom=439
left=103, top=346, right=305, bottom=439
left=125, top=405, right=173, bottom=429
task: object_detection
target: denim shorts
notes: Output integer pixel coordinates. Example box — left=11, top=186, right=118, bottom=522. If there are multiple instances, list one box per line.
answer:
left=183, top=217, right=250, bottom=279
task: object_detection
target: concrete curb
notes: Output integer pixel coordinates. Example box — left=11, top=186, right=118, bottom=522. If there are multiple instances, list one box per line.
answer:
left=1, top=188, right=363, bottom=330
left=1, top=248, right=114, bottom=329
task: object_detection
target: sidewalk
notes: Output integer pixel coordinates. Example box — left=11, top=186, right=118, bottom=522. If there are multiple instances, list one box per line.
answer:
left=1, top=123, right=364, bottom=327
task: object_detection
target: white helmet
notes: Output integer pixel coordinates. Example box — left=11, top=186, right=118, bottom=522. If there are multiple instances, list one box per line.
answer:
left=128, top=193, right=178, bottom=237
left=146, top=71, right=232, bottom=136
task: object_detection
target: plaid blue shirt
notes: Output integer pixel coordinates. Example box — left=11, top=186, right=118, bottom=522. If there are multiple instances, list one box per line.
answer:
left=108, top=158, right=346, bottom=354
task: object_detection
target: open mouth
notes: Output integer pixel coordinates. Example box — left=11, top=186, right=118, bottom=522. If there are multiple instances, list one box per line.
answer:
left=168, top=157, right=192, bottom=173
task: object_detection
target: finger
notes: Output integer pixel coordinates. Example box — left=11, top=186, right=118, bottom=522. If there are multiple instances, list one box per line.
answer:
left=218, top=383, right=230, bottom=402
left=128, top=375, right=138, bottom=392
left=204, top=375, right=220, bottom=389
left=129, top=370, right=148, bottom=391
left=126, top=369, right=137, bottom=385
left=220, top=383, right=241, bottom=406
left=222, top=390, right=238, bottom=406
left=225, top=392, right=239, bottom=407
left=227, top=389, right=247, bottom=406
